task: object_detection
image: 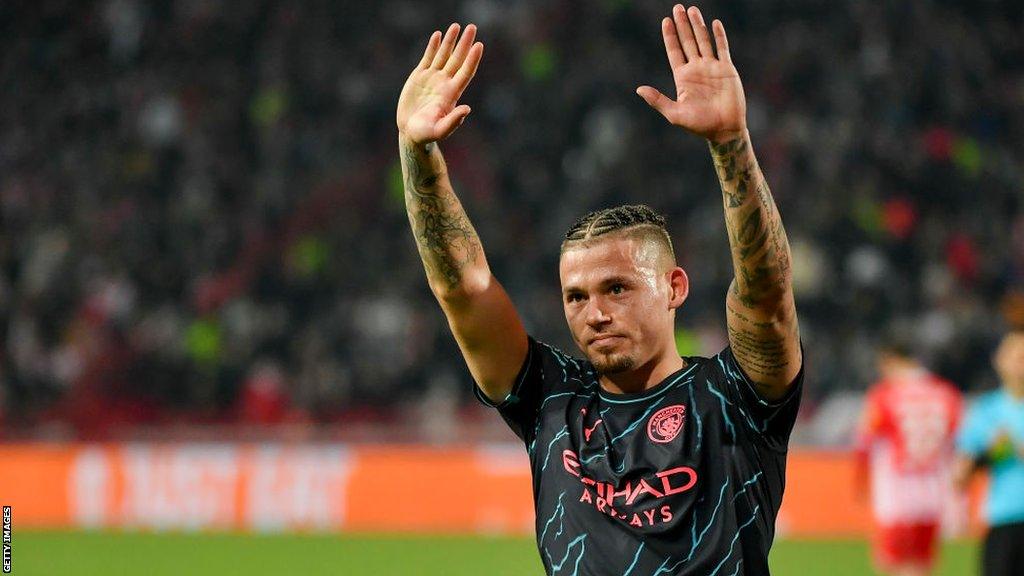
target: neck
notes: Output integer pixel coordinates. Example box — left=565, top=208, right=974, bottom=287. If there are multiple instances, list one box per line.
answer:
left=599, top=348, right=686, bottom=395
left=888, top=364, right=924, bottom=381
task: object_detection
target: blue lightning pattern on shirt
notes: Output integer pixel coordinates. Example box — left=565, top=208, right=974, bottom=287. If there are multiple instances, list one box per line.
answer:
left=540, top=491, right=567, bottom=543
left=542, top=425, right=571, bottom=472
left=715, top=356, right=769, bottom=434
left=547, top=533, right=588, bottom=576
left=732, top=472, right=762, bottom=503
left=484, top=339, right=800, bottom=576
left=708, top=506, right=761, bottom=576
left=622, top=542, right=645, bottom=576
left=686, top=478, right=730, bottom=561
left=706, top=378, right=737, bottom=443
left=688, top=384, right=703, bottom=452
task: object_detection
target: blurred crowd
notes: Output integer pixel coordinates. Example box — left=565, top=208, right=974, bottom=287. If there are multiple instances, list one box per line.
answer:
left=0, top=0, right=1020, bottom=440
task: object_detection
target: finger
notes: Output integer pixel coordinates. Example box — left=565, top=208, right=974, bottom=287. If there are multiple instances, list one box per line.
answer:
left=636, top=86, right=675, bottom=123
left=418, top=31, right=442, bottom=69
left=688, top=6, right=715, bottom=59
left=712, top=19, right=731, bottom=63
left=673, top=4, right=700, bottom=60
left=444, top=23, right=477, bottom=75
left=437, top=104, right=471, bottom=137
left=453, top=42, right=483, bottom=97
left=661, top=17, right=686, bottom=70
left=431, top=23, right=461, bottom=69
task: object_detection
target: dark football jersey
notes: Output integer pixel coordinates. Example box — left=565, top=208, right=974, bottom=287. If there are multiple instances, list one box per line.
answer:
left=475, top=336, right=803, bottom=575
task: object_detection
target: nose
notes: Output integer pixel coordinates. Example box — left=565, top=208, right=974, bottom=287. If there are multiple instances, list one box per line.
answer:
left=584, top=297, right=611, bottom=329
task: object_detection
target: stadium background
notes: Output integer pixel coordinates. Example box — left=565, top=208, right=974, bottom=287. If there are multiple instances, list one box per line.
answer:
left=0, top=0, right=1019, bottom=574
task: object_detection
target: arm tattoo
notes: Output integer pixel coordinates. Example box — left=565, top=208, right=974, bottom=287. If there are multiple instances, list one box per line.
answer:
left=400, top=140, right=482, bottom=291
left=712, top=134, right=799, bottom=386
left=711, top=137, right=792, bottom=308
left=710, top=138, right=754, bottom=208
left=726, top=302, right=791, bottom=387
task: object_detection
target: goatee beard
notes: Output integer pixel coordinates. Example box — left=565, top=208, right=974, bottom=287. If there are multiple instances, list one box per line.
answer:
left=592, top=354, right=636, bottom=375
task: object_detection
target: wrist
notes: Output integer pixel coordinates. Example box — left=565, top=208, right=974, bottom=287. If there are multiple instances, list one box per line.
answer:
left=706, top=127, right=748, bottom=146
left=398, top=132, right=436, bottom=153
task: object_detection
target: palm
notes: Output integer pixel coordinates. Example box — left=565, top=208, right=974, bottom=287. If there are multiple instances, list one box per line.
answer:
left=398, top=70, right=463, bottom=143
left=637, top=6, right=747, bottom=142
left=397, top=24, right=483, bottom=145
left=667, top=60, right=745, bottom=138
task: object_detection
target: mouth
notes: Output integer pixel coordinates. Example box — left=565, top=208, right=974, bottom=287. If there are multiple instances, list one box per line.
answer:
left=589, top=334, right=623, bottom=347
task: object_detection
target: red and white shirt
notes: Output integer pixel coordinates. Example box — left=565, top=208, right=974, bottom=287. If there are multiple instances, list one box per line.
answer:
left=856, top=369, right=963, bottom=524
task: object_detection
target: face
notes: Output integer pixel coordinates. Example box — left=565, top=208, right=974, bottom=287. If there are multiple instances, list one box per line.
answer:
left=559, top=235, right=687, bottom=374
left=876, top=352, right=897, bottom=380
left=995, top=332, right=1024, bottom=394
left=876, top=351, right=913, bottom=379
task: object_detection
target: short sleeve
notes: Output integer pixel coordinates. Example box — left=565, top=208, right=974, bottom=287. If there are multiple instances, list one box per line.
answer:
left=956, top=398, right=990, bottom=457
left=473, top=336, right=589, bottom=445
left=712, top=345, right=804, bottom=451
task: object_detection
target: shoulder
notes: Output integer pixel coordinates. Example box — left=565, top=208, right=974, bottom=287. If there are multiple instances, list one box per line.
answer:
left=535, top=338, right=581, bottom=364
left=966, top=390, right=1005, bottom=419
left=937, top=380, right=964, bottom=407
left=866, top=380, right=891, bottom=399
left=702, top=347, right=743, bottom=382
left=532, top=338, right=591, bottom=369
left=707, top=346, right=802, bottom=407
left=526, top=337, right=596, bottom=384
left=975, top=389, right=1005, bottom=406
left=711, top=344, right=803, bottom=388
left=928, top=374, right=960, bottom=394
left=706, top=346, right=738, bottom=370
left=862, top=383, right=888, bottom=414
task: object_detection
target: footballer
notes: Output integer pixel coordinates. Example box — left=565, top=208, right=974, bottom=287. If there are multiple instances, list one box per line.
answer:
left=396, top=5, right=803, bottom=574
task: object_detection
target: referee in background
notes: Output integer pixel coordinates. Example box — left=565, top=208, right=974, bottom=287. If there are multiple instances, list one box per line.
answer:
left=955, top=329, right=1024, bottom=576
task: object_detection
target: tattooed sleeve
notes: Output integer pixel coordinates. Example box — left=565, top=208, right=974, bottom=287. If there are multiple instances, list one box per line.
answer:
left=709, top=133, right=800, bottom=393
left=400, top=139, right=483, bottom=292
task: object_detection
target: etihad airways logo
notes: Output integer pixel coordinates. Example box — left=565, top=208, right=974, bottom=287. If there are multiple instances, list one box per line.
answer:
left=562, top=449, right=697, bottom=528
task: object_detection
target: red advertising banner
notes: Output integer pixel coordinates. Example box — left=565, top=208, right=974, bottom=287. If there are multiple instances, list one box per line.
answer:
left=0, top=444, right=983, bottom=536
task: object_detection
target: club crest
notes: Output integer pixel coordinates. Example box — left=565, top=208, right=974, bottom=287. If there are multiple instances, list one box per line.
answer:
left=647, top=404, right=686, bottom=444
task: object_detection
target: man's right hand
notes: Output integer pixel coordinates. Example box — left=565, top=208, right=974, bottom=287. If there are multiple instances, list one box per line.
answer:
left=397, top=22, right=526, bottom=405
left=397, top=23, right=483, bottom=145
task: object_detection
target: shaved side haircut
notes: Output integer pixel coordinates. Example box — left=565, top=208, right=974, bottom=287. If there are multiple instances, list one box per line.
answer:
left=561, top=204, right=676, bottom=267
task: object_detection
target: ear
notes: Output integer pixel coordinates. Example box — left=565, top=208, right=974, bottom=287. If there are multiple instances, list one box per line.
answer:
left=667, top=267, right=689, bottom=310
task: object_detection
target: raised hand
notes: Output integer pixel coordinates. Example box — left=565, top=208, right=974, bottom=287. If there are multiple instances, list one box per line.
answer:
left=397, top=23, right=483, bottom=145
left=637, top=5, right=746, bottom=143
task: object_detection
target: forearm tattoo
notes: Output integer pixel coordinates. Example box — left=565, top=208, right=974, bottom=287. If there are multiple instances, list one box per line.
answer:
left=711, top=136, right=797, bottom=382
left=710, top=137, right=792, bottom=308
left=400, top=141, right=481, bottom=290
left=710, top=138, right=754, bottom=208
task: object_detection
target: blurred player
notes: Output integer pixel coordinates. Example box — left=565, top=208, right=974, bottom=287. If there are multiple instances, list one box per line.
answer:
left=954, top=329, right=1024, bottom=576
left=854, top=337, right=963, bottom=576
left=397, top=4, right=802, bottom=574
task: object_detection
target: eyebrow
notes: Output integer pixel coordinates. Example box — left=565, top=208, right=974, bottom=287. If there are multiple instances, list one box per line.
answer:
left=562, top=275, right=635, bottom=294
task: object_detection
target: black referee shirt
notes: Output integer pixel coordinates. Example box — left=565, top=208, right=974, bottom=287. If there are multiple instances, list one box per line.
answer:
left=475, top=336, right=803, bottom=575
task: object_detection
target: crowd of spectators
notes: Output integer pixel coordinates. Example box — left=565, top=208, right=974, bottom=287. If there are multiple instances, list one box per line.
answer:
left=0, top=0, right=1020, bottom=439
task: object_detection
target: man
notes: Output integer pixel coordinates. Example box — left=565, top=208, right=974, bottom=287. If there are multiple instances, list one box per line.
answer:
left=396, top=5, right=802, bottom=574
left=854, top=337, right=963, bottom=576
left=955, top=330, right=1024, bottom=576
